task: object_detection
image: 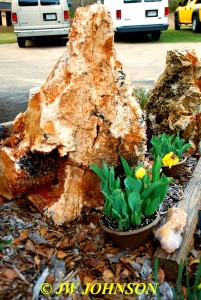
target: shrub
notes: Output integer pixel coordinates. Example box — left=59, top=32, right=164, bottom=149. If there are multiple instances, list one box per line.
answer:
left=169, top=0, right=179, bottom=13
left=133, top=87, right=151, bottom=110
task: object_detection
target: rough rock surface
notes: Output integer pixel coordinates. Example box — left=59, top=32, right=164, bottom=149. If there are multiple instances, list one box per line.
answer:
left=20, top=4, right=146, bottom=164
left=0, top=4, right=146, bottom=224
left=0, top=147, right=57, bottom=200
left=146, top=48, right=201, bottom=152
left=154, top=207, right=187, bottom=253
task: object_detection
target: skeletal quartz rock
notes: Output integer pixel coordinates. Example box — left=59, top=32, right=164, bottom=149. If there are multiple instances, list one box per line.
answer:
left=154, top=207, right=187, bottom=253
left=0, top=4, right=146, bottom=224
left=146, top=48, right=201, bottom=152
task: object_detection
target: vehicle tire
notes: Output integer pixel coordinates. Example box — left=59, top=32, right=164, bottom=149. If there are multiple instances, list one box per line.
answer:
left=151, top=31, right=161, bottom=41
left=192, top=15, right=201, bottom=33
left=17, top=37, right=26, bottom=48
left=174, top=15, right=180, bottom=30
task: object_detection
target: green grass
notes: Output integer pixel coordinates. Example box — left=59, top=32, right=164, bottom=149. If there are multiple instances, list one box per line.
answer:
left=69, top=11, right=75, bottom=18
left=116, top=25, right=201, bottom=43
left=0, top=33, right=17, bottom=44
left=0, top=27, right=17, bottom=44
left=157, top=26, right=201, bottom=43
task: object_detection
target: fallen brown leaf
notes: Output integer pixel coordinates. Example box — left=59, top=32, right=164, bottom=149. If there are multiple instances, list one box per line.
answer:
left=72, top=294, right=82, bottom=300
left=119, top=257, right=136, bottom=273
left=62, top=236, right=70, bottom=247
left=25, top=239, right=36, bottom=253
left=82, top=242, right=96, bottom=252
left=83, top=257, right=98, bottom=268
left=102, top=269, right=114, bottom=283
left=77, top=231, right=87, bottom=243
left=59, top=236, right=76, bottom=249
left=136, top=257, right=144, bottom=264
left=121, top=268, right=130, bottom=277
left=34, top=256, right=40, bottom=267
left=92, top=261, right=105, bottom=271
left=115, top=263, right=121, bottom=277
left=189, top=259, right=200, bottom=267
left=182, top=286, right=188, bottom=299
left=14, top=229, right=29, bottom=244
left=79, top=271, right=96, bottom=285
left=47, top=248, right=54, bottom=260
left=40, top=227, right=48, bottom=237
left=138, top=246, right=146, bottom=253
left=46, top=274, right=55, bottom=284
left=56, top=250, right=68, bottom=259
left=44, top=232, right=62, bottom=240
left=158, top=267, right=165, bottom=283
left=83, top=213, right=100, bottom=225
left=3, top=268, right=18, bottom=280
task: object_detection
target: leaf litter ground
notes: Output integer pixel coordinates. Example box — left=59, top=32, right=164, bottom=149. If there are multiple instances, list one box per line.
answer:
left=0, top=156, right=200, bottom=300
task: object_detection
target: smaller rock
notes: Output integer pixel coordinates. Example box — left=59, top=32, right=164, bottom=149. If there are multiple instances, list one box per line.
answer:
left=158, top=282, right=174, bottom=300
left=154, top=207, right=187, bottom=253
left=146, top=48, right=201, bottom=153
left=140, top=259, right=152, bottom=280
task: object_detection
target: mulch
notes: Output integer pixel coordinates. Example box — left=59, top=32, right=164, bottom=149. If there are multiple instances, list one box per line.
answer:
left=0, top=197, right=157, bottom=300
left=0, top=156, right=201, bottom=300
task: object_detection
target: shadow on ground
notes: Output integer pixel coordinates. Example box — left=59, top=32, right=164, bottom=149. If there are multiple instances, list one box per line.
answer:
left=114, top=32, right=155, bottom=43
left=25, top=37, right=68, bottom=48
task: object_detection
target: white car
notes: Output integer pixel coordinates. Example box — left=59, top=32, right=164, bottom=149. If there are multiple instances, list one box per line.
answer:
left=102, top=0, right=169, bottom=40
left=12, top=0, right=71, bottom=47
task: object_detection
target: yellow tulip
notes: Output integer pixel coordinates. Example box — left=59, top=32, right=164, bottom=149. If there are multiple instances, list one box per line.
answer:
left=162, top=152, right=179, bottom=169
left=135, top=167, right=146, bottom=179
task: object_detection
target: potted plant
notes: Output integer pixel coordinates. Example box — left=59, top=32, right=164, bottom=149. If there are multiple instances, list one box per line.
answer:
left=150, top=133, right=191, bottom=177
left=90, top=157, right=173, bottom=249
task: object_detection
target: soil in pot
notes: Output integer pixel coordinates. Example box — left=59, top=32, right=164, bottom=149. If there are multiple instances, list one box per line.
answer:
left=100, top=212, right=160, bottom=249
left=162, top=156, right=187, bottom=178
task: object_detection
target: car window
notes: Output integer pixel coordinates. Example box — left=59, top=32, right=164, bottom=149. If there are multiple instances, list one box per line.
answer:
left=40, top=0, right=60, bottom=4
left=124, top=0, right=142, bottom=3
left=145, top=0, right=162, bottom=2
left=182, top=0, right=189, bottom=5
left=18, top=0, right=38, bottom=6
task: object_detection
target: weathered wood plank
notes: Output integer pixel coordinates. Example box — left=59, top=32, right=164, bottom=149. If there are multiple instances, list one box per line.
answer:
left=0, top=121, right=13, bottom=139
left=154, top=157, right=201, bottom=279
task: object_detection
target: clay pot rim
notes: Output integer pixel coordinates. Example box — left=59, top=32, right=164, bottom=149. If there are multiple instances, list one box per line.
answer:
left=99, top=211, right=160, bottom=236
left=162, top=155, right=187, bottom=168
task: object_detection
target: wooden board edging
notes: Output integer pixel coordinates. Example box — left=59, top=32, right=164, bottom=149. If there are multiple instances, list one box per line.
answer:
left=153, top=157, right=201, bottom=279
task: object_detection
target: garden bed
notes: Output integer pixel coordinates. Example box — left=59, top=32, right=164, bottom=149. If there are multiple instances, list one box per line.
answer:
left=0, top=148, right=201, bottom=299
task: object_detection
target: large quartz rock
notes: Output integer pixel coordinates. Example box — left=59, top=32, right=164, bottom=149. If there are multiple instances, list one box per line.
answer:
left=0, top=4, right=146, bottom=224
left=146, top=48, right=201, bottom=151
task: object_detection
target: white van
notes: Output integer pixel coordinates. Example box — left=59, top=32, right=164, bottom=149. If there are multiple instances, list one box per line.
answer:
left=11, top=0, right=70, bottom=47
left=101, top=0, right=169, bottom=40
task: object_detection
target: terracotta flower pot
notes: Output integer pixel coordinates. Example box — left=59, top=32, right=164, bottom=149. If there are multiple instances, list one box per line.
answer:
left=99, top=212, right=160, bottom=249
left=161, top=156, right=187, bottom=178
